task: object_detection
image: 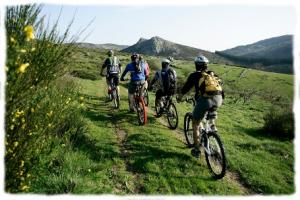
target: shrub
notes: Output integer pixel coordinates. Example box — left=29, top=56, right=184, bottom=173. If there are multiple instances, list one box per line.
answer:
left=5, top=4, right=87, bottom=192
left=263, top=106, right=294, bottom=140
left=70, top=69, right=98, bottom=80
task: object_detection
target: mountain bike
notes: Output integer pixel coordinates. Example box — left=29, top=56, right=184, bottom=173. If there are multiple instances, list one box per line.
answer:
left=101, top=73, right=120, bottom=109
left=155, top=95, right=178, bottom=130
left=108, top=78, right=120, bottom=109
left=182, top=97, right=226, bottom=179
left=133, top=82, right=147, bottom=125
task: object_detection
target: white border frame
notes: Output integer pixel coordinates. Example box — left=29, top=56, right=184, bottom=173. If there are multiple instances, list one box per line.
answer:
left=1, top=1, right=299, bottom=200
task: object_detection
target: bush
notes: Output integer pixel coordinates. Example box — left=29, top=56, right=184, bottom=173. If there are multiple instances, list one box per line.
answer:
left=5, top=4, right=87, bottom=192
left=70, top=69, right=98, bottom=80
left=263, top=106, right=294, bottom=140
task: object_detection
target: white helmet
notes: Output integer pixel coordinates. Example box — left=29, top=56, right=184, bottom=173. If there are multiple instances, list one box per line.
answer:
left=194, top=55, right=209, bottom=64
left=161, top=58, right=171, bottom=64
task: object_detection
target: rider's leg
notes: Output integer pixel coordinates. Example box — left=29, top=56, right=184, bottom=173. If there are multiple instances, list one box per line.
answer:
left=155, top=89, right=164, bottom=110
left=192, top=119, right=201, bottom=149
left=114, top=75, right=120, bottom=99
left=106, top=76, right=111, bottom=96
left=191, top=96, right=211, bottom=157
left=128, top=82, right=135, bottom=111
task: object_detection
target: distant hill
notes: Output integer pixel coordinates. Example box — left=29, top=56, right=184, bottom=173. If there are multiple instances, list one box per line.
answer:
left=122, top=36, right=233, bottom=64
left=75, top=43, right=129, bottom=51
left=216, top=35, right=293, bottom=74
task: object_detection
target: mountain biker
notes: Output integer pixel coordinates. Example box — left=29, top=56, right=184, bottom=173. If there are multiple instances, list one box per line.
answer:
left=139, top=54, right=150, bottom=89
left=100, top=49, right=122, bottom=99
left=177, top=55, right=223, bottom=158
left=120, top=52, right=148, bottom=112
left=149, top=58, right=177, bottom=115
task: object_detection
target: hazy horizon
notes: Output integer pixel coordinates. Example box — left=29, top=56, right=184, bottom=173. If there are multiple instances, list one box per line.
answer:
left=40, top=4, right=296, bottom=52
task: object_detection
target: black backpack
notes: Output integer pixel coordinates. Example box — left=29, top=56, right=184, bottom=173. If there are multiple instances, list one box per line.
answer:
left=161, top=68, right=177, bottom=94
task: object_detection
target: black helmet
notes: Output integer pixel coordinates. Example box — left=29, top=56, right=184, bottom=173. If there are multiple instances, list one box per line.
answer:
left=131, top=52, right=139, bottom=62
left=107, top=49, right=114, bottom=56
left=161, top=58, right=171, bottom=69
left=194, top=55, right=209, bottom=71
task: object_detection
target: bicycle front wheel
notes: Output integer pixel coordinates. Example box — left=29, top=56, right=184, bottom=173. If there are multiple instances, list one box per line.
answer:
left=183, top=112, right=194, bottom=148
left=136, top=98, right=147, bottom=125
left=204, top=132, right=226, bottom=179
left=167, top=103, right=178, bottom=130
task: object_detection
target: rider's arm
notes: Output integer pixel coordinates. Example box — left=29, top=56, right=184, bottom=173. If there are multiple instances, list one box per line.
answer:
left=149, top=71, right=159, bottom=87
left=101, top=58, right=109, bottom=75
left=181, top=73, right=194, bottom=96
left=120, top=64, right=129, bottom=81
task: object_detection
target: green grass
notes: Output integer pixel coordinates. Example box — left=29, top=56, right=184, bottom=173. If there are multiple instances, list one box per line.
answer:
left=63, top=47, right=294, bottom=194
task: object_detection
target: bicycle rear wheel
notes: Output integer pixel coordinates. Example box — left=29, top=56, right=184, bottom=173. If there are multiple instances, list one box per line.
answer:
left=183, top=112, right=194, bottom=148
left=136, top=98, right=147, bottom=125
left=112, top=90, right=120, bottom=109
left=204, top=132, right=226, bottom=179
left=167, top=103, right=178, bottom=130
left=155, top=98, right=162, bottom=117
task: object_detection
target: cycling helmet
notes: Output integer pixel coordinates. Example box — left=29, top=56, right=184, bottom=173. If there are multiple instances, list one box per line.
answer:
left=139, top=54, right=143, bottom=61
left=194, top=55, right=209, bottom=71
left=161, top=58, right=171, bottom=69
left=107, top=49, right=114, bottom=56
left=167, top=56, right=174, bottom=62
left=131, top=52, right=139, bottom=62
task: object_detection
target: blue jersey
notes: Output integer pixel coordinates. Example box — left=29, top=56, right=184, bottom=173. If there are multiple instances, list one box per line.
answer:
left=121, top=62, right=147, bottom=81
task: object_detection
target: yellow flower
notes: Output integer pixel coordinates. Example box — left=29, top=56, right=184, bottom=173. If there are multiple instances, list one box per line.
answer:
left=20, top=49, right=27, bottom=53
left=24, top=25, right=35, bottom=41
left=20, top=160, right=24, bottom=167
left=47, top=110, right=53, bottom=117
left=20, top=185, right=29, bottom=191
left=31, top=47, right=36, bottom=52
left=10, top=37, right=16, bottom=44
left=21, top=124, right=26, bottom=129
left=18, top=63, right=30, bottom=73
left=31, top=108, right=35, bottom=113
left=13, top=141, right=19, bottom=147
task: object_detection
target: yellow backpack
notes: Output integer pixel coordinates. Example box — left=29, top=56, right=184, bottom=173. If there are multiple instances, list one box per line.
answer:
left=199, top=71, right=222, bottom=93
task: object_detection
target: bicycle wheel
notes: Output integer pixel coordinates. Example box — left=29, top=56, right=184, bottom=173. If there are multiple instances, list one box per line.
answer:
left=155, top=98, right=162, bottom=117
left=204, top=132, right=226, bottom=179
left=136, top=98, right=147, bottom=125
left=112, top=90, right=119, bottom=109
left=183, top=112, right=194, bottom=148
left=166, top=103, right=178, bottom=130
left=144, top=89, right=149, bottom=107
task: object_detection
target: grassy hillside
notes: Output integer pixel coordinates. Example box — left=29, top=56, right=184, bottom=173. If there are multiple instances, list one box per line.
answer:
left=61, top=46, right=294, bottom=194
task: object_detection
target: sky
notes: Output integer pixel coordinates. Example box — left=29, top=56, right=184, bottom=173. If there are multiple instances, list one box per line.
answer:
left=39, top=4, right=296, bottom=52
